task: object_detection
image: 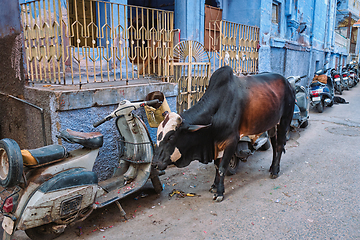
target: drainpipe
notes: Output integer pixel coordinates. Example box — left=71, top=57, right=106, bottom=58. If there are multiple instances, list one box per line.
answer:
left=0, top=92, right=47, bottom=146
left=307, top=0, right=317, bottom=86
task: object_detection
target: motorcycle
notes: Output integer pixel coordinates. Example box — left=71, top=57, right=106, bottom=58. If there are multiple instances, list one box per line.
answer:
left=0, top=98, right=165, bottom=239
left=226, top=132, right=270, bottom=175
left=341, top=66, right=351, bottom=90
left=287, top=75, right=310, bottom=129
left=310, top=69, right=334, bottom=113
left=347, top=64, right=358, bottom=87
left=330, top=68, right=343, bottom=95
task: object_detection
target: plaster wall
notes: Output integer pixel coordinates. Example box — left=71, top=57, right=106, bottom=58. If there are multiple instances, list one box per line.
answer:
left=0, top=0, right=30, bottom=147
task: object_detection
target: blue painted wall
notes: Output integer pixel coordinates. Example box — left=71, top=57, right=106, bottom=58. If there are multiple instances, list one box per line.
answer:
left=58, top=96, right=177, bottom=181
left=175, top=0, right=205, bottom=42
left=220, top=0, right=261, bottom=27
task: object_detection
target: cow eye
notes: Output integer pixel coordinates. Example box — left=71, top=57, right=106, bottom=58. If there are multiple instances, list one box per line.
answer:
left=157, top=132, right=163, bottom=141
left=168, top=134, right=175, bottom=141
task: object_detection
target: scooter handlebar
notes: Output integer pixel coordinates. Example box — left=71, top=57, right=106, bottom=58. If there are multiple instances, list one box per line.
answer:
left=93, top=99, right=161, bottom=127
left=143, top=99, right=160, bottom=106
left=93, top=116, right=112, bottom=128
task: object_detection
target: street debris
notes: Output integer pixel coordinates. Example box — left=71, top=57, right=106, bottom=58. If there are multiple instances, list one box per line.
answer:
left=134, top=192, right=148, bottom=200
left=210, top=211, right=217, bottom=216
left=169, top=189, right=201, bottom=198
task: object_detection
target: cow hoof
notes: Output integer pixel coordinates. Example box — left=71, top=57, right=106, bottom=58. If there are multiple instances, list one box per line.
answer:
left=212, top=193, right=224, bottom=201
left=213, top=194, right=224, bottom=202
left=270, top=173, right=278, bottom=179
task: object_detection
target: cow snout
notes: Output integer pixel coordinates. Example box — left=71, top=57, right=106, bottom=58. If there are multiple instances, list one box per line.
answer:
left=152, top=148, right=170, bottom=170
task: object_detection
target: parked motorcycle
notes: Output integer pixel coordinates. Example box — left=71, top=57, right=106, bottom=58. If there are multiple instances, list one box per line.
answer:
left=310, top=69, right=334, bottom=113
left=346, top=64, right=358, bottom=87
left=226, top=132, right=270, bottom=175
left=330, top=68, right=343, bottom=95
left=0, top=99, right=165, bottom=239
left=341, top=66, right=351, bottom=90
left=287, top=75, right=309, bottom=129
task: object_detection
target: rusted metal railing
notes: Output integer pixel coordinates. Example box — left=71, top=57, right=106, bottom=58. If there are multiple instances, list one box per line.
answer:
left=20, top=0, right=174, bottom=85
left=169, top=41, right=211, bottom=113
left=207, top=20, right=259, bottom=75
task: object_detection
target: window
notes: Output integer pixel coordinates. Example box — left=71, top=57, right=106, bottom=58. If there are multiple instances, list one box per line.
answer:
left=272, top=3, right=280, bottom=24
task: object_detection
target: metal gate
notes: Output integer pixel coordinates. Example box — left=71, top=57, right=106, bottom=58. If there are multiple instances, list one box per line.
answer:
left=170, top=41, right=211, bottom=113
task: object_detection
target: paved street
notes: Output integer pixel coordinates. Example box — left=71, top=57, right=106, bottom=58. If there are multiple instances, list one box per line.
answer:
left=11, top=85, right=360, bottom=239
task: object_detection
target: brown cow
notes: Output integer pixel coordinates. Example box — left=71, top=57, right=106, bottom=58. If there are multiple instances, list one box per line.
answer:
left=153, top=66, right=295, bottom=201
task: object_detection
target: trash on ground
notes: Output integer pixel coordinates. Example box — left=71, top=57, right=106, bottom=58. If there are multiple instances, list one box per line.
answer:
left=169, top=189, right=201, bottom=198
left=134, top=192, right=148, bottom=200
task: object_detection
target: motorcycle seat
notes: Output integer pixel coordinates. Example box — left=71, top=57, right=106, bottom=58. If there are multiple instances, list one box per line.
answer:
left=58, top=129, right=103, bottom=149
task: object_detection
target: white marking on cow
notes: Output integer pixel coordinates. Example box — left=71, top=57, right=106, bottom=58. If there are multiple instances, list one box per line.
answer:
left=170, top=147, right=182, bottom=162
left=157, top=112, right=182, bottom=145
left=217, top=150, right=224, bottom=159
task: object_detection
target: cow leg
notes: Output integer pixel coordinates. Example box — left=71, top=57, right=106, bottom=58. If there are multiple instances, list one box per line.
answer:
left=210, top=158, right=221, bottom=193
left=269, top=116, right=291, bottom=178
left=213, top=138, right=237, bottom=202
left=268, top=127, right=277, bottom=176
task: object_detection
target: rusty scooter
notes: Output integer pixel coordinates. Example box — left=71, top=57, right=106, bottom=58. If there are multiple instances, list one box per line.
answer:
left=0, top=98, right=165, bottom=240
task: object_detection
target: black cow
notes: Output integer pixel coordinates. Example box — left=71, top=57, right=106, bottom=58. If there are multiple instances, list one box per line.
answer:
left=153, top=66, right=295, bottom=202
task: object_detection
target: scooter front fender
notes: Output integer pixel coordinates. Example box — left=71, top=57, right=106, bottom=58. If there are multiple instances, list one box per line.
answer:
left=16, top=168, right=98, bottom=231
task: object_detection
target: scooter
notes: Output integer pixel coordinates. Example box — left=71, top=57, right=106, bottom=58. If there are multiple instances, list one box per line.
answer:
left=226, top=132, right=270, bottom=175
left=347, top=64, right=358, bottom=86
left=0, top=99, right=164, bottom=240
left=341, top=66, right=351, bottom=90
left=330, top=68, right=343, bottom=95
left=310, top=70, right=334, bottom=113
left=287, top=75, right=310, bottom=129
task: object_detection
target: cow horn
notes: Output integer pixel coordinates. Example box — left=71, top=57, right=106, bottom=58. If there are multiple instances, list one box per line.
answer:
left=187, top=123, right=211, bottom=132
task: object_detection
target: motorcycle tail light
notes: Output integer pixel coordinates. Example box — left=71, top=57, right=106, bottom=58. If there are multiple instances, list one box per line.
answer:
left=311, top=91, right=319, bottom=97
left=3, top=197, right=13, bottom=213
left=342, top=74, right=347, bottom=77
left=334, top=74, right=340, bottom=78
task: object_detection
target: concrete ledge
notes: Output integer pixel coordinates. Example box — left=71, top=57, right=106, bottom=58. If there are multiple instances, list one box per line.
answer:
left=270, top=37, right=310, bottom=52
left=26, top=80, right=178, bottom=111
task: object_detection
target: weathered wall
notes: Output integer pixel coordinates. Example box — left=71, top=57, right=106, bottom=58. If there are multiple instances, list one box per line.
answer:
left=0, top=0, right=29, bottom=147
left=175, top=0, right=205, bottom=42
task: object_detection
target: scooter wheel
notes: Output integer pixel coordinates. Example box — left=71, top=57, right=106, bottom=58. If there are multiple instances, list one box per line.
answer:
left=316, top=101, right=324, bottom=113
left=25, top=223, right=63, bottom=240
left=300, top=120, right=309, bottom=128
left=0, top=139, right=23, bottom=188
left=226, top=155, right=239, bottom=176
left=337, top=86, right=343, bottom=95
left=259, top=138, right=271, bottom=151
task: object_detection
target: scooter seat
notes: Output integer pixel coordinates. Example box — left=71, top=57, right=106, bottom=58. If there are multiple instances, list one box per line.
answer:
left=59, top=129, right=103, bottom=149
left=22, top=145, right=67, bottom=167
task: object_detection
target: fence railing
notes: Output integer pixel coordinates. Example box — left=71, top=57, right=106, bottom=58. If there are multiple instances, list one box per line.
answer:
left=207, top=20, right=259, bottom=75
left=20, top=0, right=174, bottom=85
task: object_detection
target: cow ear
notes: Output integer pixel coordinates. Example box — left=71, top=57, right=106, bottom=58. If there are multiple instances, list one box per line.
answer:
left=187, top=123, right=211, bottom=132
left=176, top=116, right=183, bottom=127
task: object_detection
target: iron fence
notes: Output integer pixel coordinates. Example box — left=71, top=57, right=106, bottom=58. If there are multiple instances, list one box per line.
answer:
left=20, top=0, right=174, bottom=85
left=207, top=20, right=260, bottom=75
